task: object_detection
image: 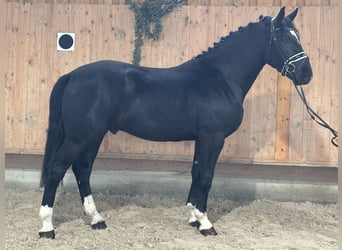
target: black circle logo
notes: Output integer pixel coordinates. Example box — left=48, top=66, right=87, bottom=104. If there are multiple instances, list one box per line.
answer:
left=58, top=34, right=74, bottom=50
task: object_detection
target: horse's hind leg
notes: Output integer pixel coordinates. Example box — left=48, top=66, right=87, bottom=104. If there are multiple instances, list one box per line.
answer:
left=72, top=139, right=106, bottom=230
left=39, top=139, right=85, bottom=239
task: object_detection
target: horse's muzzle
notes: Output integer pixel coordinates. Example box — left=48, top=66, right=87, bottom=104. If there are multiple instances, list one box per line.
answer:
left=291, top=59, right=313, bottom=85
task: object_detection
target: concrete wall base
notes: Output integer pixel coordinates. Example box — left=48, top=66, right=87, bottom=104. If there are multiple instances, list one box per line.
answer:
left=5, top=169, right=337, bottom=203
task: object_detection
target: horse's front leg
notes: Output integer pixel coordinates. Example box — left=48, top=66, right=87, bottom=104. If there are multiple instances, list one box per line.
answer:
left=186, top=141, right=201, bottom=228
left=186, top=141, right=213, bottom=234
left=186, top=134, right=224, bottom=236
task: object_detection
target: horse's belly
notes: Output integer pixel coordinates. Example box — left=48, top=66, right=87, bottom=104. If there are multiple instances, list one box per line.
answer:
left=115, top=107, right=196, bottom=142
left=119, top=122, right=195, bottom=142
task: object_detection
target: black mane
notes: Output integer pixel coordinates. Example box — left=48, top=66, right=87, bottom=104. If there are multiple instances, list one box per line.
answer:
left=193, top=16, right=271, bottom=60
left=193, top=13, right=299, bottom=61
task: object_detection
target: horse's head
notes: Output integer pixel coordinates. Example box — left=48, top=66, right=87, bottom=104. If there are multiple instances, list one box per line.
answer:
left=266, top=7, right=312, bottom=85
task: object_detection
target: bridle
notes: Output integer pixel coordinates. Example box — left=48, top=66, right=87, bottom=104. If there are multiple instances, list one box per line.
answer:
left=280, top=51, right=308, bottom=77
left=267, top=18, right=338, bottom=147
left=267, top=18, right=309, bottom=78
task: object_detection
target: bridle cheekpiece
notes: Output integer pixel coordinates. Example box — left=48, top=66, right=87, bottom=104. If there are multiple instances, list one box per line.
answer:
left=267, top=18, right=309, bottom=78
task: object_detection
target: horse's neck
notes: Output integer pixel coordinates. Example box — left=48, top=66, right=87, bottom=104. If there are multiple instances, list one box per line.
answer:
left=208, top=24, right=269, bottom=102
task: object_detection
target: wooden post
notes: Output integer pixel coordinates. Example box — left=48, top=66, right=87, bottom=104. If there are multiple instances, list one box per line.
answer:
left=0, top=0, right=6, bottom=246
left=274, top=74, right=291, bottom=161
left=338, top=0, right=342, bottom=246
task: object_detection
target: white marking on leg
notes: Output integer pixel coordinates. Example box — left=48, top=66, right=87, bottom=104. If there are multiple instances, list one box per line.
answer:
left=39, top=205, right=54, bottom=232
left=194, top=208, right=213, bottom=231
left=187, top=203, right=197, bottom=224
left=83, top=195, right=104, bottom=225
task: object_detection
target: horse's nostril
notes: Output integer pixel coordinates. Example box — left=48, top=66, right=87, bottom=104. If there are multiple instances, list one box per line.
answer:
left=305, top=67, right=313, bottom=82
left=299, top=63, right=313, bottom=84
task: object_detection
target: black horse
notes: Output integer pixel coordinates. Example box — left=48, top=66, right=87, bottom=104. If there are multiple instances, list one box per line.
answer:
left=39, top=7, right=312, bottom=239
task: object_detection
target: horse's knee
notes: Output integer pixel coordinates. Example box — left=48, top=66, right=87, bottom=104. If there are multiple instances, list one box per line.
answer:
left=191, top=159, right=200, bottom=175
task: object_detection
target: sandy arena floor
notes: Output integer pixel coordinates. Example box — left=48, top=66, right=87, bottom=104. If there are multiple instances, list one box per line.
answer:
left=6, top=188, right=337, bottom=249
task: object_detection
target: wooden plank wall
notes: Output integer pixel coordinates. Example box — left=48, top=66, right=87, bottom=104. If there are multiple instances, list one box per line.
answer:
left=4, top=3, right=338, bottom=166
left=4, top=0, right=338, bottom=6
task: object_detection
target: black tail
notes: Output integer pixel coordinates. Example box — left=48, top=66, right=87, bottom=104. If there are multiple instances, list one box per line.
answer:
left=40, top=74, right=70, bottom=187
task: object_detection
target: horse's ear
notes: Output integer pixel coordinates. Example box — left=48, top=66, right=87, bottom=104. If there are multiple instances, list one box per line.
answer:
left=287, top=8, right=298, bottom=21
left=273, top=7, right=286, bottom=27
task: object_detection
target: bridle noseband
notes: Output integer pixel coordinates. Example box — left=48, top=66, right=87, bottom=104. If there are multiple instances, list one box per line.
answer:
left=280, top=51, right=308, bottom=76
left=267, top=19, right=309, bottom=78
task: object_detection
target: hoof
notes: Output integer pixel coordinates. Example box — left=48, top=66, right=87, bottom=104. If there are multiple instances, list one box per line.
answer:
left=91, top=221, right=107, bottom=230
left=39, top=230, right=56, bottom=239
left=200, top=227, right=218, bottom=237
left=189, top=221, right=200, bottom=229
